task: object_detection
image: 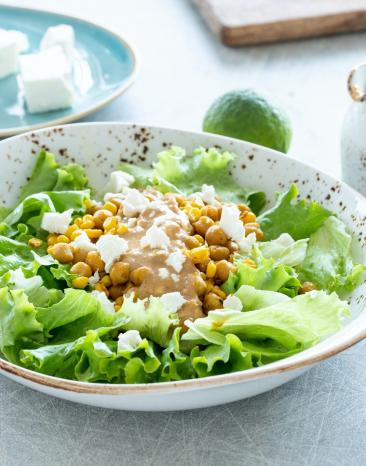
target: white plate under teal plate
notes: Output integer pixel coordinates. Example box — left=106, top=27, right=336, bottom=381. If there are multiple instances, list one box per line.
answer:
left=0, top=6, right=138, bottom=137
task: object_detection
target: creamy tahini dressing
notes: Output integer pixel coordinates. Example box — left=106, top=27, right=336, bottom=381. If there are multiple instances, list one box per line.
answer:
left=117, top=191, right=204, bottom=321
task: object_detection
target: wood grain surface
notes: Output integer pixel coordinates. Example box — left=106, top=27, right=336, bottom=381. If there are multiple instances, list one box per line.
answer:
left=194, top=0, right=366, bottom=45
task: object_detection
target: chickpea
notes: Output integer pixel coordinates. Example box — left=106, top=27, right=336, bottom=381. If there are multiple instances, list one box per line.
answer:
left=93, top=209, right=113, bottom=228
left=51, top=243, right=73, bottom=263
left=28, top=238, right=43, bottom=248
left=215, top=260, right=232, bottom=282
left=108, top=285, right=125, bottom=300
left=110, top=261, right=130, bottom=286
left=86, top=251, right=105, bottom=272
left=209, top=245, right=230, bottom=261
left=130, top=266, right=151, bottom=286
left=193, top=216, right=215, bottom=236
left=205, top=225, right=228, bottom=246
left=201, top=205, right=220, bottom=221
left=227, top=240, right=239, bottom=253
left=70, top=262, right=92, bottom=277
left=245, top=223, right=264, bottom=241
left=193, top=274, right=207, bottom=296
left=299, top=281, right=316, bottom=294
left=101, top=275, right=112, bottom=287
left=238, top=203, right=250, bottom=213
left=203, top=293, right=223, bottom=312
left=72, top=246, right=88, bottom=263
left=94, top=283, right=109, bottom=296
left=184, top=235, right=201, bottom=249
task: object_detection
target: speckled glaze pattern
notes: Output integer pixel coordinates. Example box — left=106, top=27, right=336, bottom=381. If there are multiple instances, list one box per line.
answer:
left=341, top=100, right=366, bottom=197
left=0, top=122, right=366, bottom=411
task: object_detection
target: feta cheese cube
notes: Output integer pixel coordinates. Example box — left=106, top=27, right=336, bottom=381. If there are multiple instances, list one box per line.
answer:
left=140, top=225, right=170, bottom=249
left=40, top=24, right=75, bottom=61
left=7, top=30, right=29, bottom=52
left=96, top=234, right=129, bottom=272
left=19, top=46, right=74, bottom=113
left=104, top=171, right=135, bottom=194
left=0, top=31, right=18, bottom=79
left=117, top=330, right=142, bottom=353
left=91, top=290, right=115, bottom=314
left=41, top=209, right=73, bottom=234
left=166, top=249, right=186, bottom=273
left=161, top=292, right=186, bottom=313
left=123, top=188, right=149, bottom=217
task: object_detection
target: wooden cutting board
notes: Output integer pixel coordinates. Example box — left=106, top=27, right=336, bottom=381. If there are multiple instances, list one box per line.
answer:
left=193, top=0, right=366, bottom=46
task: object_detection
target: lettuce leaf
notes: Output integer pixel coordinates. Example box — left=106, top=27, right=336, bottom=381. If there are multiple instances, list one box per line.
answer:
left=153, top=146, right=266, bottom=214
left=159, top=328, right=194, bottom=381
left=258, top=184, right=332, bottom=240
left=190, top=334, right=253, bottom=377
left=299, top=216, right=366, bottom=295
left=19, top=150, right=88, bottom=201
left=222, top=256, right=300, bottom=298
left=36, top=288, right=116, bottom=341
left=234, top=285, right=290, bottom=311
left=119, top=295, right=179, bottom=347
left=259, top=234, right=308, bottom=267
left=183, top=290, right=347, bottom=351
left=0, top=191, right=89, bottom=239
left=0, top=287, right=44, bottom=363
left=0, top=236, right=35, bottom=276
left=20, top=329, right=161, bottom=383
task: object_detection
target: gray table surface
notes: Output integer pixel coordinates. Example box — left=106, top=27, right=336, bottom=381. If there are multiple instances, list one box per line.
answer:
left=1, top=1, right=366, bottom=465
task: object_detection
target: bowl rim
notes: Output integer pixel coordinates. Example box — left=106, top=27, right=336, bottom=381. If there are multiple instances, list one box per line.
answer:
left=0, top=4, right=139, bottom=138
left=0, top=121, right=366, bottom=395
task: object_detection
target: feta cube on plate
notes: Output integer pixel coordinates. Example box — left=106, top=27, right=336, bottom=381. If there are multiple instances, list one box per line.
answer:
left=0, top=30, right=18, bottom=79
left=19, top=46, right=75, bottom=113
left=40, top=24, right=75, bottom=61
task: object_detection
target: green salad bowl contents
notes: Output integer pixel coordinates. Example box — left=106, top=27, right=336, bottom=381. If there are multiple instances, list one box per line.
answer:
left=0, top=123, right=365, bottom=411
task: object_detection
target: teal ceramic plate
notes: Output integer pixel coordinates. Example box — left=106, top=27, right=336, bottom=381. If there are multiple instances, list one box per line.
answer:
left=0, top=5, right=138, bottom=137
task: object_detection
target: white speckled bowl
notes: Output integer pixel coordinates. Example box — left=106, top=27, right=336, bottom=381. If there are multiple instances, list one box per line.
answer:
left=0, top=122, right=365, bottom=411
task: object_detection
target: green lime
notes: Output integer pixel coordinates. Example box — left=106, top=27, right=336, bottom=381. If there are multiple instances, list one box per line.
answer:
left=202, top=89, right=292, bottom=153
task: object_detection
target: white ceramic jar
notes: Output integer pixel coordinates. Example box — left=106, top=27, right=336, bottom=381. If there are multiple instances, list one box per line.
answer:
left=341, top=64, right=366, bottom=197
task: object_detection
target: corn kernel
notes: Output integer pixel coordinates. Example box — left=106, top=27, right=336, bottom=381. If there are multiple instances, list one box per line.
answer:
left=117, top=224, right=129, bottom=235
left=70, top=229, right=83, bottom=241
left=242, top=211, right=256, bottom=224
left=242, top=258, right=257, bottom=269
left=191, top=200, right=203, bottom=209
left=103, top=216, right=118, bottom=231
left=74, top=217, right=83, bottom=227
left=187, top=246, right=210, bottom=264
left=47, top=234, right=58, bottom=246
left=72, top=276, right=89, bottom=289
left=194, top=234, right=205, bottom=245
left=187, top=207, right=201, bottom=223
left=65, top=224, right=79, bottom=238
left=47, top=246, right=54, bottom=255
left=80, top=219, right=95, bottom=229
left=28, top=238, right=43, bottom=248
left=206, top=260, right=217, bottom=278
left=85, top=229, right=103, bottom=239
left=84, top=198, right=93, bottom=210
left=56, top=235, right=70, bottom=244
left=103, top=201, right=118, bottom=215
